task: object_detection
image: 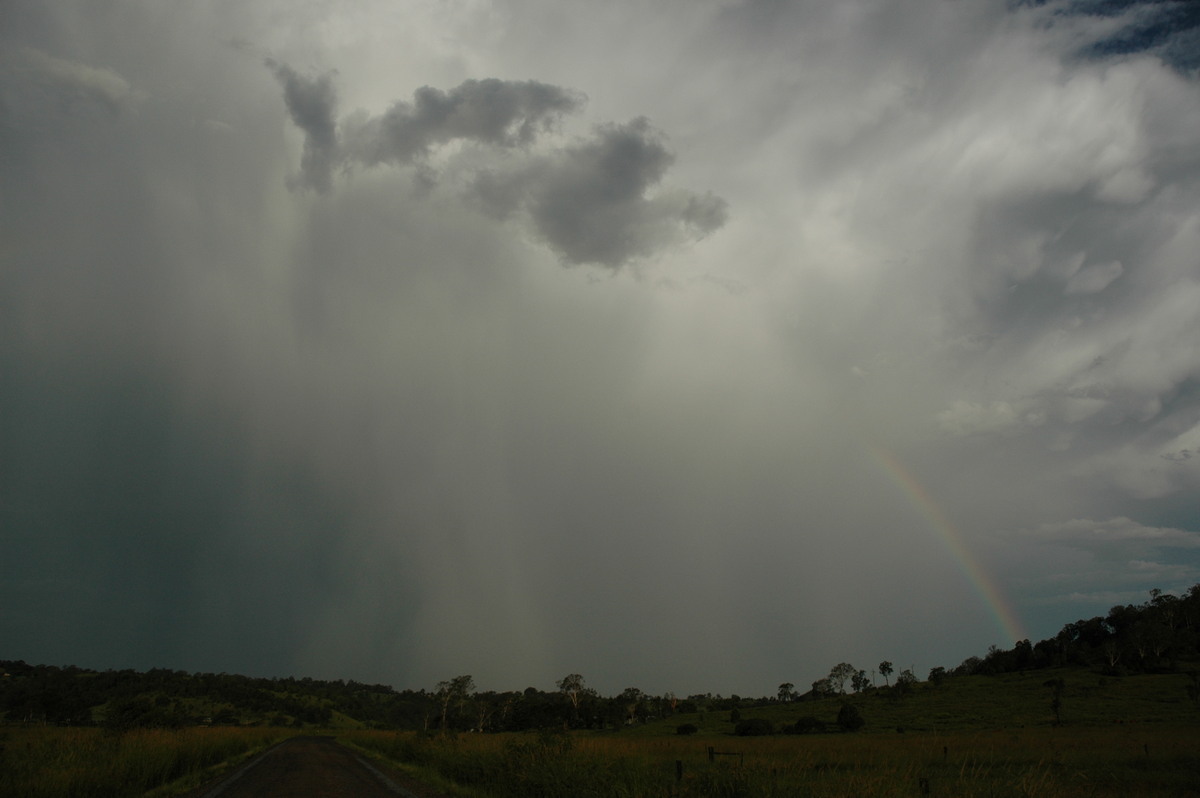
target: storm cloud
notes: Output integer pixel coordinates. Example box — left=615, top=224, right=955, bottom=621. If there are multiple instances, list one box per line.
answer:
left=340, top=77, right=584, bottom=165
left=472, top=117, right=728, bottom=266
left=269, top=62, right=339, bottom=192
left=2, top=0, right=1199, bottom=697
left=270, top=66, right=723, bottom=267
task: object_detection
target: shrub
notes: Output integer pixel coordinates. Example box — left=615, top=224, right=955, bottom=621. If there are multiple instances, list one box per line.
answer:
left=676, top=723, right=698, bottom=735
left=837, top=703, right=865, bottom=732
left=790, top=716, right=827, bottom=734
left=733, top=718, right=773, bottom=736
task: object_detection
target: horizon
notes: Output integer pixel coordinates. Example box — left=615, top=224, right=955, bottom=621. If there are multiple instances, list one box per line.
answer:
left=7, top=579, right=1192, bottom=699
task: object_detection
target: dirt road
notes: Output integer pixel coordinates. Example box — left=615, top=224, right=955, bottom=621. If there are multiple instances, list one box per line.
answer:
left=184, top=736, right=451, bottom=798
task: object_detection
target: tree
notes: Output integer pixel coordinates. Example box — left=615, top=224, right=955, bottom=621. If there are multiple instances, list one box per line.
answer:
left=472, top=691, right=499, bottom=732
left=927, top=666, right=947, bottom=687
left=777, top=682, right=795, bottom=702
left=828, top=663, right=856, bottom=694
left=557, top=673, right=586, bottom=723
left=851, top=670, right=870, bottom=693
left=436, top=675, right=474, bottom=731
left=618, top=687, right=645, bottom=725
left=878, top=661, right=893, bottom=686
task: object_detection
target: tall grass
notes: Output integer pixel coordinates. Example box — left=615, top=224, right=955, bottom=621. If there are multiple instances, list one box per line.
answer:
left=343, top=725, right=1200, bottom=798
left=0, top=725, right=291, bottom=798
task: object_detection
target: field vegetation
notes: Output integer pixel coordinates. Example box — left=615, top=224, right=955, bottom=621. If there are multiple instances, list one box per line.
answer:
left=0, top=725, right=294, bottom=798
left=341, top=720, right=1199, bottom=798
left=338, top=665, right=1200, bottom=798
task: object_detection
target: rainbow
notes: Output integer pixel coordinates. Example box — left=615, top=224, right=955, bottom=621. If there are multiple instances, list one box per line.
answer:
left=870, top=444, right=1027, bottom=645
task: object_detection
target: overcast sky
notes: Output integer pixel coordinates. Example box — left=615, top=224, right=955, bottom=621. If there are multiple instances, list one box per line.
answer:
left=3, top=0, right=1199, bottom=698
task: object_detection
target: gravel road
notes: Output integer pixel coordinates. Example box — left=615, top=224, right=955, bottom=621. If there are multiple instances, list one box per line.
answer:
left=183, top=736, right=452, bottom=798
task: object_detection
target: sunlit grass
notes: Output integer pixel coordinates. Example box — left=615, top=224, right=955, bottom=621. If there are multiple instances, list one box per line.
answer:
left=0, top=725, right=294, bottom=798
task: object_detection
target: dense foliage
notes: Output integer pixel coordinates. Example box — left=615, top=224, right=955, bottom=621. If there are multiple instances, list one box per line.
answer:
left=953, top=584, right=1200, bottom=677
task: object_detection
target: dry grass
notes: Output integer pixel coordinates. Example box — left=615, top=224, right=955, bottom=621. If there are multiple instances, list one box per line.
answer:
left=0, top=725, right=292, bottom=798
left=342, top=724, right=1200, bottom=798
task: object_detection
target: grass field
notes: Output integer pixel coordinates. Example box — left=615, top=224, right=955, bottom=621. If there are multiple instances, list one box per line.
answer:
left=622, top=668, right=1199, bottom=736
left=3, top=669, right=1197, bottom=797
left=0, top=725, right=295, bottom=798
left=342, top=723, right=1200, bottom=798
left=341, top=668, right=1200, bottom=798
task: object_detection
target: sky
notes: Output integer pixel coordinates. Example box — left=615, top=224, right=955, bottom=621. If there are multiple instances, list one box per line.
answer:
left=2, top=0, right=1199, bottom=699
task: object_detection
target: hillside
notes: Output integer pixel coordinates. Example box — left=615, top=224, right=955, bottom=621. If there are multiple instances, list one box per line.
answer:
left=621, top=668, right=1199, bottom=738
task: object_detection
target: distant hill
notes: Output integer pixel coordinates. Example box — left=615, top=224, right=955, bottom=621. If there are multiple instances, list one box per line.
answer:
left=0, top=664, right=433, bottom=729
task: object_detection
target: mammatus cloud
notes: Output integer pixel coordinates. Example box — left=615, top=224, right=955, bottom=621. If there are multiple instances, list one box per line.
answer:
left=269, top=64, right=727, bottom=267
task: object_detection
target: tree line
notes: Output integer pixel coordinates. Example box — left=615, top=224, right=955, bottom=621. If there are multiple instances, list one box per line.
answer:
left=951, top=584, right=1200, bottom=677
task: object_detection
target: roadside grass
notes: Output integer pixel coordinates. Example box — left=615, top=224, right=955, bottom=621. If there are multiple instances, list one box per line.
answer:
left=0, top=725, right=295, bottom=798
left=342, top=724, right=1200, bottom=797
left=342, top=670, right=1200, bottom=798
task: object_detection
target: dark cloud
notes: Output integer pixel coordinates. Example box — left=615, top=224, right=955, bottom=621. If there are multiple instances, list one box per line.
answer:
left=268, top=61, right=339, bottom=193
left=526, top=119, right=727, bottom=267
left=267, top=67, right=585, bottom=191
left=273, top=67, right=727, bottom=268
left=470, top=118, right=728, bottom=267
left=341, top=78, right=584, bottom=166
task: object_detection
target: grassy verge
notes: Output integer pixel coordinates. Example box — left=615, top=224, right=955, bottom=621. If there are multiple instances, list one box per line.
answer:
left=338, top=734, right=493, bottom=798
left=0, top=725, right=295, bottom=798
left=340, top=725, right=1200, bottom=797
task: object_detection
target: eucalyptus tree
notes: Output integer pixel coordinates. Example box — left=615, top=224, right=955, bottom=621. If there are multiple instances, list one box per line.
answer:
left=435, top=675, right=474, bottom=731
left=878, top=661, right=893, bottom=686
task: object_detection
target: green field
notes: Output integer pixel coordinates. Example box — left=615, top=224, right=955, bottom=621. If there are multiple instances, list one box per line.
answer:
left=341, top=723, right=1200, bottom=798
left=340, top=669, right=1200, bottom=798
left=3, top=668, right=1197, bottom=797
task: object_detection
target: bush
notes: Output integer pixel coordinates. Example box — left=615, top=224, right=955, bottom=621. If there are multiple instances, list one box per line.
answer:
left=733, top=718, right=773, bottom=736
left=836, top=703, right=865, bottom=732
left=676, top=723, right=698, bottom=735
left=789, top=716, right=827, bottom=734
